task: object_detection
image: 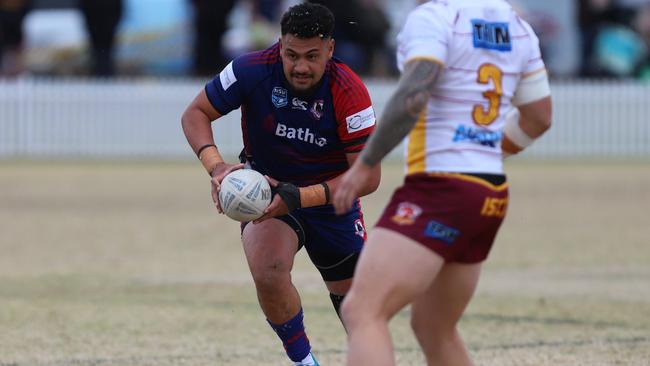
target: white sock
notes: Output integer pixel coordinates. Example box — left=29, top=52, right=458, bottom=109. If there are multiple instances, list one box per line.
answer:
left=295, top=353, right=315, bottom=365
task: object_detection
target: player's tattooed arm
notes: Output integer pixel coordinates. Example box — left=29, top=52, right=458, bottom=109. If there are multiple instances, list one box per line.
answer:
left=359, top=59, right=441, bottom=167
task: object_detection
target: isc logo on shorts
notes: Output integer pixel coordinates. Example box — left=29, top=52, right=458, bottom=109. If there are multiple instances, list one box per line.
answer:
left=480, top=197, right=508, bottom=218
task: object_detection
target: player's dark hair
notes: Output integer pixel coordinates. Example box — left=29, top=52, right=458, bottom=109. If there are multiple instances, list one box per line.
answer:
left=280, top=2, right=335, bottom=39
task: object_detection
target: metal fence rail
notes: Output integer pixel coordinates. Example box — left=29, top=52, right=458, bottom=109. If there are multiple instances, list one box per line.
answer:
left=0, top=78, right=649, bottom=160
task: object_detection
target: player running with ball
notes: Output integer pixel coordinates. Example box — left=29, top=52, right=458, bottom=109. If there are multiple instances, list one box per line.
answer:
left=181, top=3, right=380, bottom=365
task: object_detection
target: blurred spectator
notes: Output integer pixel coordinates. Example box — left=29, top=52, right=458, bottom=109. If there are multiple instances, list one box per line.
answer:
left=308, top=0, right=392, bottom=76
left=0, top=0, right=32, bottom=76
left=248, top=0, right=282, bottom=50
left=578, top=0, right=649, bottom=77
left=78, top=0, right=123, bottom=76
left=633, top=4, right=650, bottom=78
left=253, top=0, right=281, bottom=22
left=188, top=0, right=236, bottom=77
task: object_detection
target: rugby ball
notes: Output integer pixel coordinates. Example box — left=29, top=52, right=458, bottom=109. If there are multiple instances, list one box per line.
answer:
left=218, top=169, right=272, bottom=222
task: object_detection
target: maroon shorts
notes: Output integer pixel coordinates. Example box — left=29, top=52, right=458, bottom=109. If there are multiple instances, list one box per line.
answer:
left=375, top=173, right=509, bottom=263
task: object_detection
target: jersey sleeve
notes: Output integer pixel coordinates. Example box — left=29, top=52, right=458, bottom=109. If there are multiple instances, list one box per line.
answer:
left=518, top=17, right=546, bottom=77
left=331, top=64, right=376, bottom=154
left=204, top=56, right=248, bottom=116
left=397, top=4, right=453, bottom=70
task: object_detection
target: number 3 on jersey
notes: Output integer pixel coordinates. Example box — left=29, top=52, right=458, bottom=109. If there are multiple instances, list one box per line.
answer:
left=472, top=64, right=503, bottom=125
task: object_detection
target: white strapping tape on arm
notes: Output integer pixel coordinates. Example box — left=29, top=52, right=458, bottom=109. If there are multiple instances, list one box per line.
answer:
left=512, top=69, right=551, bottom=106
left=504, top=108, right=534, bottom=148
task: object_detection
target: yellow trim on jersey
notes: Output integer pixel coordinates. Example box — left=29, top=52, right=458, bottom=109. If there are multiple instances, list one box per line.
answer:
left=406, top=110, right=428, bottom=175
left=428, top=172, right=509, bottom=192
left=522, top=67, right=546, bottom=79
left=404, top=56, right=445, bottom=67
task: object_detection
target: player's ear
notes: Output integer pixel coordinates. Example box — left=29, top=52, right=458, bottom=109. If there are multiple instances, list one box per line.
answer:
left=327, top=38, right=335, bottom=58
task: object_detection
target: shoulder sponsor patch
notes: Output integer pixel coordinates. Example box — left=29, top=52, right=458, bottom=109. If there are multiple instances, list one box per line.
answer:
left=471, top=19, right=511, bottom=52
left=219, top=61, right=237, bottom=91
left=345, top=106, right=376, bottom=133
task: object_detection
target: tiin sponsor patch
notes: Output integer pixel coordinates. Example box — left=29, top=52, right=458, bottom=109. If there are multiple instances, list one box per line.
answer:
left=471, top=19, right=511, bottom=52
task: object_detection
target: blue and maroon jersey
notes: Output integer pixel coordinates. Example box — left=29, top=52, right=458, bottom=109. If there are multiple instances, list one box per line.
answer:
left=205, top=43, right=376, bottom=186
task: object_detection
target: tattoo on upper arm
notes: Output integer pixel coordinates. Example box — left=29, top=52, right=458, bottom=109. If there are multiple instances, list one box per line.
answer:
left=402, top=60, right=440, bottom=117
left=360, top=60, right=441, bottom=166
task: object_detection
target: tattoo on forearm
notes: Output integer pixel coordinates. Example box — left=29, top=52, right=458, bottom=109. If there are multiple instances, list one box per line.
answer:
left=361, top=60, right=441, bottom=167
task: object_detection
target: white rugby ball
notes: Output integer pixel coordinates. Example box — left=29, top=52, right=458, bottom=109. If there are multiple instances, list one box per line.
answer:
left=218, top=169, right=272, bottom=222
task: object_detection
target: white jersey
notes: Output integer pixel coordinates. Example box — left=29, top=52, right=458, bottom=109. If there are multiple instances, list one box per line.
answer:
left=397, top=0, right=546, bottom=175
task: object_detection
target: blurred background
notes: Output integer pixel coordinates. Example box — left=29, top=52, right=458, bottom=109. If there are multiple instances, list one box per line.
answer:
left=1, top=2, right=649, bottom=364
left=1, top=0, right=649, bottom=78
left=0, top=0, right=649, bottom=160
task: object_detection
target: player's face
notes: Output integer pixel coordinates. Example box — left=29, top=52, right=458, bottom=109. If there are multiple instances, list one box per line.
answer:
left=280, top=34, right=334, bottom=93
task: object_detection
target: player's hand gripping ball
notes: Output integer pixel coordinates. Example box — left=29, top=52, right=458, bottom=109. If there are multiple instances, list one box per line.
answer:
left=218, top=169, right=272, bottom=222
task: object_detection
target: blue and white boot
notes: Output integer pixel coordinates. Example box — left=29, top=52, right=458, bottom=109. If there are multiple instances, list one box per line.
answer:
left=294, top=352, right=320, bottom=366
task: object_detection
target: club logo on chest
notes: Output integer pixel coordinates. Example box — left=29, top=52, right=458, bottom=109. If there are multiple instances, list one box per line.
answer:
left=272, top=87, right=288, bottom=108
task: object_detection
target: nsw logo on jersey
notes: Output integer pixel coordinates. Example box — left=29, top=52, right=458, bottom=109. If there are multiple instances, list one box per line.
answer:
left=471, top=19, right=511, bottom=52
left=272, top=87, right=288, bottom=108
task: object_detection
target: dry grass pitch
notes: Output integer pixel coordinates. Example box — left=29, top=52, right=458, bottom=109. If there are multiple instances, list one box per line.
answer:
left=1, top=161, right=649, bottom=365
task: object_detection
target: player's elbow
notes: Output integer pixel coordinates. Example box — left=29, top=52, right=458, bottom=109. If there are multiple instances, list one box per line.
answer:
left=181, top=107, right=195, bottom=131
left=181, top=106, right=210, bottom=137
left=518, top=96, right=552, bottom=137
left=363, top=165, right=382, bottom=196
left=540, top=110, right=552, bottom=133
left=527, top=112, right=552, bottom=137
left=533, top=101, right=553, bottom=133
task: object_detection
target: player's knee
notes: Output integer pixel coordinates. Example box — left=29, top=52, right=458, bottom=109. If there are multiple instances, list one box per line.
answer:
left=411, top=318, right=433, bottom=341
left=340, top=291, right=372, bottom=329
left=410, top=317, right=456, bottom=345
left=249, top=260, right=291, bottom=291
left=339, top=294, right=357, bottom=328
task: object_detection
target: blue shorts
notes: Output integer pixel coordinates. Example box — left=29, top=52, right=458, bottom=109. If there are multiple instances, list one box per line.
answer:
left=243, top=203, right=366, bottom=281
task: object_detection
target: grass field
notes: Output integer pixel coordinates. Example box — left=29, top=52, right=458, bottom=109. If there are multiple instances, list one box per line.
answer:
left=1, top=161, right=649, bottom=366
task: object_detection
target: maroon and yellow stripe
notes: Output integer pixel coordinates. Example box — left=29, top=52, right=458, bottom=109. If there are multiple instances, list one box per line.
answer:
left=406, top=109, right=428, bottom=175
left=428, top=172, right=509, bottom=191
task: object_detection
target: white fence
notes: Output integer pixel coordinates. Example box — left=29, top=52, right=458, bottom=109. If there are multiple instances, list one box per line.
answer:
left=0, top=78, right=649, bottom=160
